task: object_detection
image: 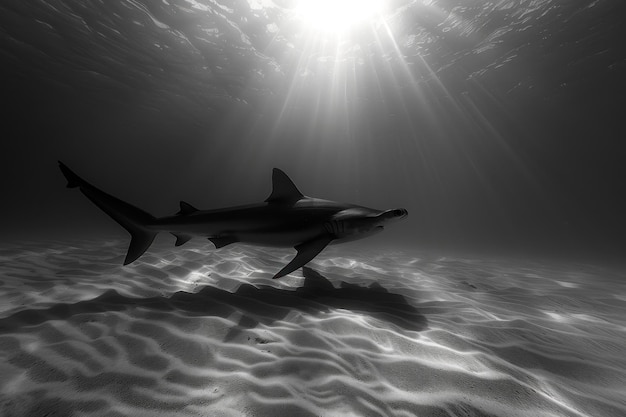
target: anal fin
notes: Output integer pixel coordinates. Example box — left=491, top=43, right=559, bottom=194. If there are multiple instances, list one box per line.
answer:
left=171, top=233, right=192, bottom=247
left=273, top=236, right=333, bottom=279
left=209, top=236, right=238, bottom=249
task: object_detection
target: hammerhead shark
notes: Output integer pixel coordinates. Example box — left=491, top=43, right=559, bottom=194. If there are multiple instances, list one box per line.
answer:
left=59, top=162, right=408, bottom=278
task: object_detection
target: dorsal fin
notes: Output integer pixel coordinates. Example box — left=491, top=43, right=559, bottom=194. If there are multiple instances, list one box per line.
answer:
left=265, top=168, right=304, bottom=205
left=177, top=201, right=198, bottom=215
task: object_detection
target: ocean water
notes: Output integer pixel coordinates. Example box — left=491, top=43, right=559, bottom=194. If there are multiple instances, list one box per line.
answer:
left=2, top=1, right=626, bottom=416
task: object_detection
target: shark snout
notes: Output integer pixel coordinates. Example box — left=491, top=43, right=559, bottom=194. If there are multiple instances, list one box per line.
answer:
left=378, top=208, right=408, bottom=223
left=392, top=208, right=408, bottom=218
left=389, top=208, right=408, bottom=220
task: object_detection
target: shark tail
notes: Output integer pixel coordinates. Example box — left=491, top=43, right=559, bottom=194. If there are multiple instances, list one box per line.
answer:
left=58, top=161, right=158, bottom=265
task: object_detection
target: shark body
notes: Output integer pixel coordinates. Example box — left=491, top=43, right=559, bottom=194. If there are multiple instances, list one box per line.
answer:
left=59, top=162, right=408, bottom=278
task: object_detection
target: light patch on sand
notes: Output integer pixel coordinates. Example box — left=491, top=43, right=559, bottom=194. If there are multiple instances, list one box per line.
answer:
left=23, top=340, right=40, bottom=353
left=0, top=239, right=625, bottom=416
left=544, top=311, right=569, bottom=322
left=0, top=371, right=29, bottom=395
left=556, top=281, right=579, bottom=288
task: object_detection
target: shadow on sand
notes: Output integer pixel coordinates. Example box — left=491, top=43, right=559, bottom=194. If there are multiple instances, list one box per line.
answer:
left=0, top=267, right=428, bottom=337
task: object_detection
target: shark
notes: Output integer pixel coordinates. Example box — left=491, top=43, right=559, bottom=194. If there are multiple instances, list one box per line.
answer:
left=58, top=161, right=408, bottom=278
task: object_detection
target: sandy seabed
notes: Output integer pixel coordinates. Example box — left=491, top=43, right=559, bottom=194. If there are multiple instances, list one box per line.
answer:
left=0, top=237, right=624, bottom=417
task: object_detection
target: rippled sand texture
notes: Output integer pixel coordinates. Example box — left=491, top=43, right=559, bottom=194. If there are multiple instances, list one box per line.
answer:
left=0, top=238, right=625, bottom=417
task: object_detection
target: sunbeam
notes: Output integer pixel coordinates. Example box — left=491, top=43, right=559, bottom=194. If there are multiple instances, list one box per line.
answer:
left=293, top=0, right=384, bottom=34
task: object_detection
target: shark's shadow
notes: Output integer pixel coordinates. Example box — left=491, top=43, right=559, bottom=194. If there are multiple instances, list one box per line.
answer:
left=0, top=267, right=428, bottom=337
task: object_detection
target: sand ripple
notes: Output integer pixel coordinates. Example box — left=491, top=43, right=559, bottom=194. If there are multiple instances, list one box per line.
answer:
left=0, top=238, right=625, bottom=416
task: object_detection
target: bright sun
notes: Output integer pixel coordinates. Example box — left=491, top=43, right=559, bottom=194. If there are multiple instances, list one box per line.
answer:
left=293, top=0, right=384, bottom=34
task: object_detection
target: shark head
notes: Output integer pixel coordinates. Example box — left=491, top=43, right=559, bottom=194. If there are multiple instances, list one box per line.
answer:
left=368, top=208, right=409, bottom=235
left=326, top=207, right=408, bottom=243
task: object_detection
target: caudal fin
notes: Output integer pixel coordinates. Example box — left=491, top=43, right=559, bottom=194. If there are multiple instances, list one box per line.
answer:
left=59, top=161, right=83, bottom=188
left=59, top=161, right=158, bottom=264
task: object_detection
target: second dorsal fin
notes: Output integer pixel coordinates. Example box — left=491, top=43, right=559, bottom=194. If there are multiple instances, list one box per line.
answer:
left=177, top=201, right=198, bottom=215
left=265, top=168, right=304, bottom=205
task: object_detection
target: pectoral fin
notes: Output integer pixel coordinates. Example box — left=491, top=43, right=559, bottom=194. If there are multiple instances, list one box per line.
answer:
left=273, top=236, right=333, bottom=279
